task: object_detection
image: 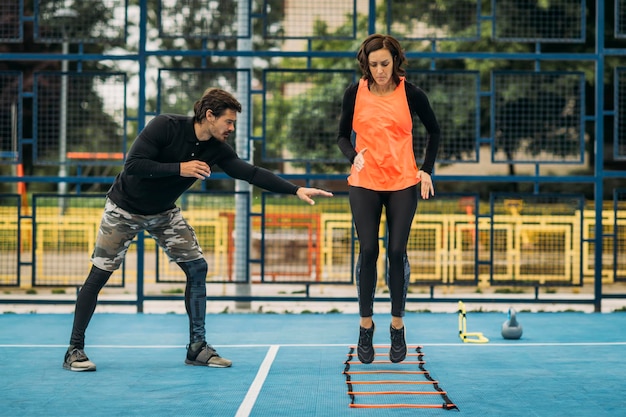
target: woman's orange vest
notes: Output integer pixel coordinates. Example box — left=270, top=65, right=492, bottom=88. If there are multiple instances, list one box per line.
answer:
left=348, top=77, right=418, bottom=191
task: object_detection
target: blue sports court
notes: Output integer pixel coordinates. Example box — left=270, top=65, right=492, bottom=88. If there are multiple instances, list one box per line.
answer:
left=1, top=311, right=625, bottom=417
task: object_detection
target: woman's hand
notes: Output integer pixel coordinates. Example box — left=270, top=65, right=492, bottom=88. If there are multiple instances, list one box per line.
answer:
left=417, top=171, right=434, bottom=199
left=353, top=148, right=368, bottom=172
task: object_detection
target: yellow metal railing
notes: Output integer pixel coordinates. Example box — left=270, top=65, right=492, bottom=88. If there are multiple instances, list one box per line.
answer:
left=1, top=206, right=624, bottom=286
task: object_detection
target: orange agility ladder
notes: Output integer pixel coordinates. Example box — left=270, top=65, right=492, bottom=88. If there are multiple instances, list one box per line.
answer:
left=342, top=345, right=458, bottom=410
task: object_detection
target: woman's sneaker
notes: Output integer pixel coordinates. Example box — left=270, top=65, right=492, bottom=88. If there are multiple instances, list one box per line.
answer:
left=185, top=342, right=232, bottom=368
left=63, top=346, right=96, bottom=372
left=357, top=322, right=375, bottom=364
left=389, top=325, right=407, bottom=363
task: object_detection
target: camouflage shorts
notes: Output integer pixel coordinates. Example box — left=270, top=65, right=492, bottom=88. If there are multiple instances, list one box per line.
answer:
left=91, top=198, right=204, bottom=272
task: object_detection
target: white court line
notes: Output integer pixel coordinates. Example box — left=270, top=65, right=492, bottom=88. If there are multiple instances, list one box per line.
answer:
left=1, top=342, right=626, bottom=348
left=235, top=344, right=279, bottom=417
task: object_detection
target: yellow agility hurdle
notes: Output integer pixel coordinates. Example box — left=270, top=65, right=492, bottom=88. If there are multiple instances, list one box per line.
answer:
left=458, top=301, right=489, bottom=343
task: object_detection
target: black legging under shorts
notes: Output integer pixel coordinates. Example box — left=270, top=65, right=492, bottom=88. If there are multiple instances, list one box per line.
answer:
left=349, top=184, right=418, bottom=318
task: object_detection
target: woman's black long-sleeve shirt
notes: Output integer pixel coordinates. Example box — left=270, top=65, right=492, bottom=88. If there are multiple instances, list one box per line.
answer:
left=107, top=114, right=299, bottom=215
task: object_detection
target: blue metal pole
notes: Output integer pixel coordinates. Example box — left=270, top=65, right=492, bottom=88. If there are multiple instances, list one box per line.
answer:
left=135, top=0, right=148, bottom=313
left=593, top=0, right=605, bottom=313
left=368, top=0, right=376, bottom=34
left=235, top=0, right=253, bottom=309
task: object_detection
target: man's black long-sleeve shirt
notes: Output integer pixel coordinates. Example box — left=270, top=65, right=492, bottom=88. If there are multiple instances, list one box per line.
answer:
left=107, top=114, right=299, bottom=215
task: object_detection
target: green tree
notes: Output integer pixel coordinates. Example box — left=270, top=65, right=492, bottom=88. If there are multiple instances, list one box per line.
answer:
left=135, top=0, right=287, bottom=188
left=272, top=2, right=481, bottom=174
left=0, top=0, right=126, bottom=192
left=283, top=73, right=353, bottom=174
left=407, top=0, right=613, bottom=177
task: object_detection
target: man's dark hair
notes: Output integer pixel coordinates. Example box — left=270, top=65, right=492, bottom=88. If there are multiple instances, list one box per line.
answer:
left=193, top=88, right=242, bottom=122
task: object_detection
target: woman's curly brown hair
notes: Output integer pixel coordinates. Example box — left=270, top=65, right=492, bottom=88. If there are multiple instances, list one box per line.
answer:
left=356, top=34, right=406, bottom=87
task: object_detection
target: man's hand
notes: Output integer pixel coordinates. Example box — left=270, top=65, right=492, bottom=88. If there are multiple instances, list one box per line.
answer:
left=296, top=187, right=334, bottom=205
left=180, top=160, right=211, bottom=180
left=417, top=171, right=435, bottom=199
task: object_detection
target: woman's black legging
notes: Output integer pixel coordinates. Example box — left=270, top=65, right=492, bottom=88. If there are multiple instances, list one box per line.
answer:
left=349, top=185, right=418, bottom=318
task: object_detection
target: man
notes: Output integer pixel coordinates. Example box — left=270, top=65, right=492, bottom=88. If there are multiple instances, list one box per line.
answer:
left=63, top=87, right=332, bottom=371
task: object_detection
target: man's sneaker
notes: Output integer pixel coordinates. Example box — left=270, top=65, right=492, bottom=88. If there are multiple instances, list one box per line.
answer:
left=389, top=325, right=407, bottom=363
left=357, top=322, right=375, bottom=364
left=185, top=342, right=232, bottom=368
left=63, top=347, right=96, bottom=372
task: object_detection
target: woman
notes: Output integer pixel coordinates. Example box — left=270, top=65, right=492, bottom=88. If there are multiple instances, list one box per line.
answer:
left=337, top=34, right=440, bottom=364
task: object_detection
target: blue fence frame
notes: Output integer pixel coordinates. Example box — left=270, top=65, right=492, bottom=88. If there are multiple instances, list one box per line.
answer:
left=0, top=0, right=625, bottom=312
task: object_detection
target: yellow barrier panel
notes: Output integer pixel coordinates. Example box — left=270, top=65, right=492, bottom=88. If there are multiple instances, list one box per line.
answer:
left=458, top=301, right=489, bottom=343
left=0, top=205, right=621, bottom=287
left=36, top=223, right=96, bottom=285
left=156, top=217, right=230, bottom=281
left=319, top=213, right=353, bottom=281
